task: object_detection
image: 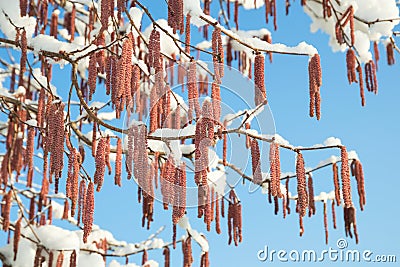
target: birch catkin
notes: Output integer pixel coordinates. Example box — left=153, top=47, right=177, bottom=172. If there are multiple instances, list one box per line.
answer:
left=250, top=139, right=263, bottom=185
left=83, top=182, right=94, bottom=243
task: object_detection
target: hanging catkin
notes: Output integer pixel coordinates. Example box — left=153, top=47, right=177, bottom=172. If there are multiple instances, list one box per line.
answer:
left=356, top=65, right=366, bottom=106
left=323, top=201, right=328, bottom=244
left=25, top=126, right=35, bottom=187
left=374, top=42, right=380, bottom=68
left=163, top=247, right=170, bottom=267
left=340, top=146, right=352, bottom=208
left=13, top=217, right=22, bottom=260
left=83, top=182, right=94, bottom=243
left=346, top=49, right=357, bottom=84
left=307, top=173, right=315, bottom=217
left=115, top=137, right=122, bottom=187
left=332, top=162, right=340, bottom=206
left=94, top=137, right=107, bottom=192
left=386, top=42, right=395, bottom=65
left=296, top=152, right=307, bottom=218
left=365, top=60, right=378, bottom=94
left=254, top=53, right=267, bottom=106
left=19, top=30, right=27, bottom=86
left=308, top=54, right=322, bottom=119
left=250, top=139, right=263, bottom=185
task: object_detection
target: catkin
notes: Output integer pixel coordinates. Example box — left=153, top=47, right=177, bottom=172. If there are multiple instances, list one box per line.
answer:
left=324, top=201, right=328, bottom=244
left=386, top=42, right=395, bottom=65
left=356, top=65, right=366, bottom=106
left=254, top=53, right=267, bottom=106
left=346, top=49, right=357, bottom=84
left=56, top=251, right=64, bottom=267
left=374, top=42, right=380, bottom=68
left=296, top=152, right=307, bottom=218
left=332, top=162, right=341, bottom=206
left=19, top=30, right=27, bottom=86
left=307, top=173, right=315, bottom=217
left=250, top=139, right=263, bottom=185
left=2, top=190, right=12, bottom=231
left=163, top=247, right=170, bottom=267
left=115, top=137, right=122, bottom=186
left=94, top=137, right=107, bottom=192
left=13, top=217, right=22, bottom=261
left=25, top=126, right=35, bottom=187
left=340, top=146, right=352, bottom=208
left=83, top=182, right=94, bottom=243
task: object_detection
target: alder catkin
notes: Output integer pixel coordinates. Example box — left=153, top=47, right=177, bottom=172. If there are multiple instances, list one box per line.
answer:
left=296, top=152, right=307, bottom=218
left=94, top=137, right=107, bottom=192
left=374, top=41, right=380, bottom=68
left=356, top=65, right=366, bottom=106
left=386, top=42, right=395, bottom=65
left=332, top=199, right=337, bottom=229
left=254, top=53, right=267, bottom=106
left=163, top=247, right=170, bottom=267
left=2, top=190, right=12, bottom=231
left=346, top=49, right=357, bottom=84
left=25, top=126, right=35, bottom=187
left=56, top=251, right=64, bottom=267
left=332, top=162, right=341, bottom=206
left=250, top=139, right=263, bottom=185
left=340, top=146, right=352, bottom=208
left=115, top=137, right=122, bottom=186
left=83, top=182, right=95, bottom=243
left=13, top=217, right=22, bottom=261
left=307, top=173, right=315, bottom=217
left=324, top=201, right=328, bottom=244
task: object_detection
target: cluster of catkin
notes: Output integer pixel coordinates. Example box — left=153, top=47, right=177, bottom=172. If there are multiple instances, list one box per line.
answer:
left=45, top=100, right=65, bottom=192
left=227, top=190, right=242, bottom=246
left=335, top=6, right=355, bottom=46
left=212, top=27, right=224, bottom=84
left=265, top=0, right=277, bottom=30
left=351, top=159, right=366, bottom=211
left=127, top=125, right=154, bottom=229
left=168, top=0, right=184, bottom=34
left=308, top=54, right=322, bottom=120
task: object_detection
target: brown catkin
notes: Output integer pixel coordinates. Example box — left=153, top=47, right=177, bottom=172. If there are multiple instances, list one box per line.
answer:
left=63, top=199, right=69, bottom=220
left=163, top=247, right=170, bottom=267
left=307, top=173, right=315, bottom=217
left=340, top=146, right=352, bottom=208
left=56, top=251, right=64, bottom=267
left=34, top=246, right=42, bottom=267
left=70, top=5, right=76, bottom=41
left=20, top=0, right=27, bottom=16
left=250, top=139, right=263, bottom=185
left=374, top=41, right=380, bottom=68
left=386, top=42, right=395, bottom=65
left=115, top=137, right=122, bottom=186
left=19, top=30, right=27, bottom=86
left=105, top=136, right=112, bottom=175
left=365, top=60, right=378, bottom=94
left=285, top=178, right=291, bottom=214
left=94, top=137, right=107, bottom=192
left=70, top=250, right=77, bottom=267
left=88, top=54, right=97, bottom=101
left=332, top=199, right=337, bottom=229
left=324, top=201, right=328, bottom=244
left=25, top=126, right=35, bottom=187
left=296, top=152, right=307, bottom=218
left=83, top=182, right=94, bottom=243
left=185, top=14, right=191, bottom=54
left=77, top=180, right=86, bottom=225
left=234, top=1, right=239, bottom=30
left=356, top=65, right=365, bottom=106
left=346, top=49, right=357, bottom=84
left=254, top=53, right=267, bottom=106
left=354, top=160, right=366, bottom=210
left=332, top=162, right=341, bottom=206
left=13, top=217, right=22, bottom=260
left=2, top=190, right=12, bottom=231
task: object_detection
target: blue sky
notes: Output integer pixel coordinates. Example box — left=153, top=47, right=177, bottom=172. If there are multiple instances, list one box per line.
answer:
left=1, top=1, right=400, bottom=266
